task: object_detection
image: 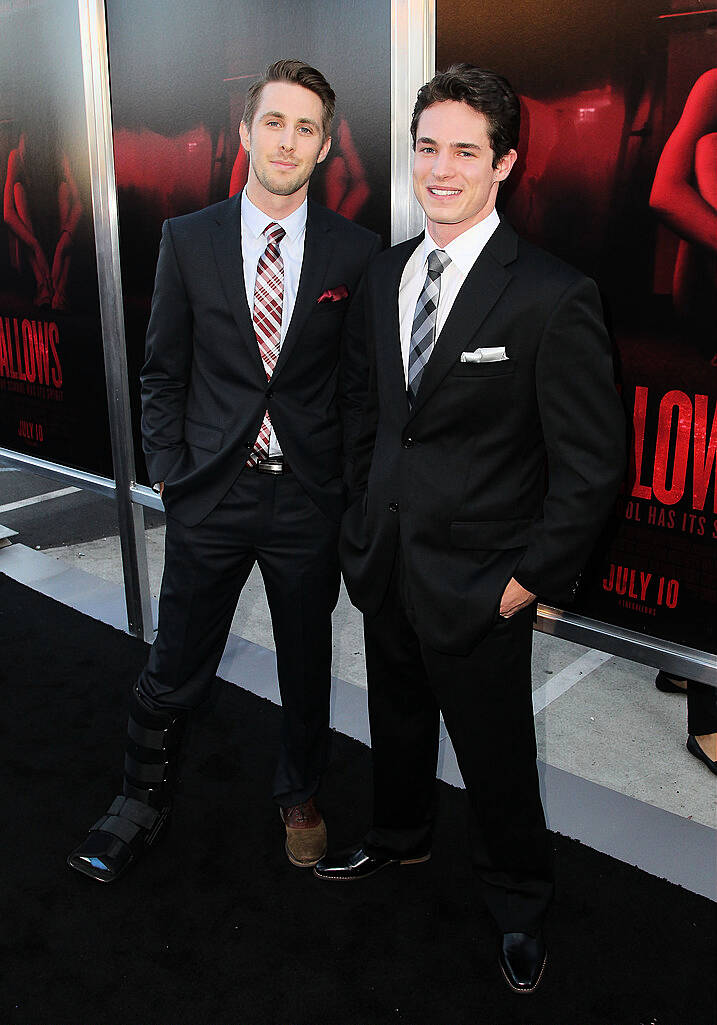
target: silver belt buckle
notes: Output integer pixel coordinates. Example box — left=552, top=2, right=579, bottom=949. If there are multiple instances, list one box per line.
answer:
left=255, top=458, right=284, bottom=475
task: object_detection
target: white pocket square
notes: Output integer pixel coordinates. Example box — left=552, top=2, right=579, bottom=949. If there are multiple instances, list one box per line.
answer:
left=460, top=346, right=509, bottom=363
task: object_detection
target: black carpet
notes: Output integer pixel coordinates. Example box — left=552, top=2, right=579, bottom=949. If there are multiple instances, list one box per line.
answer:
left=1, top=573, right=715, bottom=1025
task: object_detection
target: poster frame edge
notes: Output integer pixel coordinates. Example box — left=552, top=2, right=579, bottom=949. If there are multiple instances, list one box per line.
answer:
left=537, top=605, right=716, bottom=686
left=391, top=0, right=435, bottom=244
left=0, top=447, right=116, bottom=499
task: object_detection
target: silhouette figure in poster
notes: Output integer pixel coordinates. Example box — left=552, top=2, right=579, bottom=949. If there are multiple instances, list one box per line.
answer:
left=4, top=131, right=83, bottom=310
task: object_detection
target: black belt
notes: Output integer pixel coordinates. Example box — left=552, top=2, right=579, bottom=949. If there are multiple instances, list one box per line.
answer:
left=251, top=456, right=292, bottom=475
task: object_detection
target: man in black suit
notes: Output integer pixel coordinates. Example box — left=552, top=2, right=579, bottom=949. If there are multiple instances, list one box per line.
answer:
left=314, top=65, right=625, bottom=994
left=68, top=59, right=380, bottom=882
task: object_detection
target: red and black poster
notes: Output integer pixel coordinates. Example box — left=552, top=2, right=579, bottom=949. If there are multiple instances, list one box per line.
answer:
left=105, top=0, right=391, bottom=484
left=0, top=0, right=112, bottom=477
left=438, top=0, right=716, bottom=655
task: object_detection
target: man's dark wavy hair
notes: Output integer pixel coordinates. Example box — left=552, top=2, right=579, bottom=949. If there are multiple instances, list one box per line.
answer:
left=411, top=64, right=520, bottom=167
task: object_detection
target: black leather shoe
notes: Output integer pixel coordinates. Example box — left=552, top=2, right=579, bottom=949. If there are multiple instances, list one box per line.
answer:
left=313, top=845, right=430, bottom=880
left=687, top=734, right=717, bottom=775
left=499, top=932, right=547, bottom=994
left=655, top=671, right=688, bottom=694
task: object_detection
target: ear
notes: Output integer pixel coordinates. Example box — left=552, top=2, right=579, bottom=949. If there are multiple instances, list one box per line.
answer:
left=316, top=134, right=332, bottom=165
left=494, top=148, right=517, bottom=183
left=239, top=120, right=251, bottom=154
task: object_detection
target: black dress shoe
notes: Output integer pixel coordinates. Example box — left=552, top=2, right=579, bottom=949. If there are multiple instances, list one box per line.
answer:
left=687, top=734, right=717, bottom=775
left=655, top=671, right=688, bottom=694
left=499, top=932, right=547, bottom=994
left=313, top=845, right=430, bottom=880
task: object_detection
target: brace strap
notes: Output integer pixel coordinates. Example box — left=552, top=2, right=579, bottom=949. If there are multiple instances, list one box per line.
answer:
left=128, top=715, right=172, bottom=751
left=124, top=753, right=169, bottom=783
left=94, top=814, right=142, bottom=845
left=91, top=796, right=160, bottom=843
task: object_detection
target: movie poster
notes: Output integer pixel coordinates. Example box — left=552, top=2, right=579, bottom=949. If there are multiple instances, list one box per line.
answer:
left=0, top=0, right=112, bottom=476
left=438, top=0, right=716, bottom=654
left=105, top=0, right=391, bottom=483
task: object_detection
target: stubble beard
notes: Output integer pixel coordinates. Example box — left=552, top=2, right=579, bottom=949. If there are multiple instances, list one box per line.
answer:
left=254, top=159, right=315, bottom=198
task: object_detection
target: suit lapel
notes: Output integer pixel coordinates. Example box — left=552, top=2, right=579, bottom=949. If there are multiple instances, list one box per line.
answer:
left=381, top=235, right=424, bottom=419
left=410, top=220, right=518, bottom=416
left=271, top=200, right=333, bottom=378
left=210, top=194, right=265, bottom=377
left=209, top=195, right=335, bottom=380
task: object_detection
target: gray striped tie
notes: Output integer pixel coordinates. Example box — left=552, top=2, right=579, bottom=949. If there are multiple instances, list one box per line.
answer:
left=407, top=249, right=450, bottom=410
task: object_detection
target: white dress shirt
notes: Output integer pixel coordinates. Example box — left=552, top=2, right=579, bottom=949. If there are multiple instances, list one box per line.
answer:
left=398, top=208, right=500, bottom=383
left=241, top=192, right=307, bottom=456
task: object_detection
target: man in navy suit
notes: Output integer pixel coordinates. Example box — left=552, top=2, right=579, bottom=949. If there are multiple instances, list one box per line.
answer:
left=315, top=65, right=625, bottom=994
left=68, top=59, right=380, bottom=882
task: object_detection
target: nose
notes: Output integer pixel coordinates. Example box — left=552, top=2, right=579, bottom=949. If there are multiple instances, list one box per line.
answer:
left=278, top=128, right=295, bottom=152
left=430, top=150, right=454, bottom=179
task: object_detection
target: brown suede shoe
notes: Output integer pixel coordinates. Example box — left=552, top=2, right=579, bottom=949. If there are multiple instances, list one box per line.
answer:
left=280, top=798, right=327, bottom=867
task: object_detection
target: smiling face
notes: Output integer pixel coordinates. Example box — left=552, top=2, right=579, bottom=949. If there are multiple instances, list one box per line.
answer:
left=239, top=81, right=331, bottom=215
left=412, top=100, right=517, bottom=246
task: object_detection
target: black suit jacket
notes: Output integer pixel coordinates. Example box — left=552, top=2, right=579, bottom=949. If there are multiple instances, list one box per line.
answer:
left=341, top=219, right=626, bottom=655
left=140, top=194, right=381, bottom=527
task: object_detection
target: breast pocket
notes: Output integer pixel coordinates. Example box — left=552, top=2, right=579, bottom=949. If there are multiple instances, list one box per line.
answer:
left=315, top=296, right=348, bottom=312
left=449, top=360, right=515, bottom=379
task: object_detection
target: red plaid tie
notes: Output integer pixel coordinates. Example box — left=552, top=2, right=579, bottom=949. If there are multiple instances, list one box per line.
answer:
left=247, top=222, right=285, bottom=465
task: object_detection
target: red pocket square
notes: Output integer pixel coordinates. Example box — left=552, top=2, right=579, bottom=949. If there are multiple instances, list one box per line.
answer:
left=317, top=284, right=349, bottom=303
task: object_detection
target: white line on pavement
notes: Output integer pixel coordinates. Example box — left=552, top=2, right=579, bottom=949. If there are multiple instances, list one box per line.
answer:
left=0, top=486, right=81, bottom=514
left=532, top=649, right=613, bottom=716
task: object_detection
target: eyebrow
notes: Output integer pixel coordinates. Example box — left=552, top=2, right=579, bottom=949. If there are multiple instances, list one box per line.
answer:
left=417, top=136, right=482, bottom=150
left=261, top=110, right=321, bottom=130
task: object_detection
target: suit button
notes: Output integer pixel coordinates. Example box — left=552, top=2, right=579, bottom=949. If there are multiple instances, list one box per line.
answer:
left=402, top=437, right=414, bottom=449
left=388, top=502, right=399, bottom=513
left=266, top=388, right=273, bottom=399
left=245, top=442, right=253, bottom=451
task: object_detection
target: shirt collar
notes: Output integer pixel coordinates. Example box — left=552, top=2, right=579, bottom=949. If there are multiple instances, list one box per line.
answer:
left=241, top=191, right=308, bottom=244
left=422, top=208, right=500, bottom=275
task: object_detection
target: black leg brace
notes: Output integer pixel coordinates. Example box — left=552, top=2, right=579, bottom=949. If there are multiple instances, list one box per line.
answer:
left=67, top=685, right=187, bottom=883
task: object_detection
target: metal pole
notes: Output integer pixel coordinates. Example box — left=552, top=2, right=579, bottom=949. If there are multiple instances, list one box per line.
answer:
left=391, top=0, right=435, bottom=244
left=76, top=0, right=153, bottom=639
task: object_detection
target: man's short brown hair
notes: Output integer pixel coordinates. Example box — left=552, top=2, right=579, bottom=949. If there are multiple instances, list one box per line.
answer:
left=411, top=64, right=520, bottom=167
left=243, top=59, right=336, bottom=139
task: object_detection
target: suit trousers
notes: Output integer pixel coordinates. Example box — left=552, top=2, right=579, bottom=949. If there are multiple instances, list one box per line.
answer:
left=362, top=554, right=553, bottom=935
left=138, top=469, right=340, bottom=807
left=687, top=680, right=717, bottom=736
